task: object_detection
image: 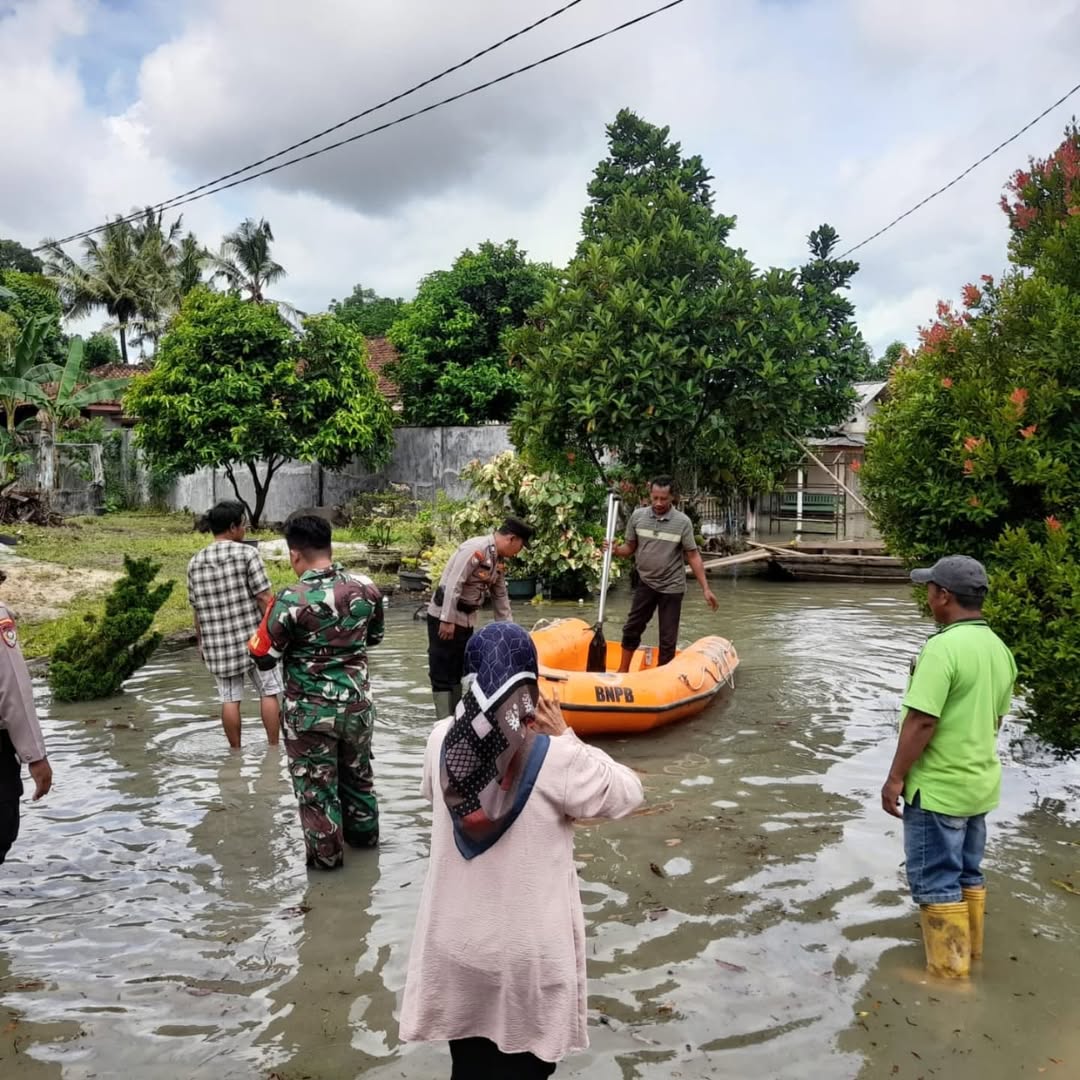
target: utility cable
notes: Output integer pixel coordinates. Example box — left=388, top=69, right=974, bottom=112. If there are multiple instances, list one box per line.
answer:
left=840, top=79, right=1080, bottom=257
left=41, top=0, right=685, bottom=251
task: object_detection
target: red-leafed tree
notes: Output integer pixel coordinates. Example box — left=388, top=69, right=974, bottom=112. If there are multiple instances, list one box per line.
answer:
left=862, top=124, right=1080, bottom=755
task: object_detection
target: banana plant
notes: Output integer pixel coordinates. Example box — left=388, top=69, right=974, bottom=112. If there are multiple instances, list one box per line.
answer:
left=0, top=316, right=61, bottom=481
left=36, top=337, right=131, bottom=490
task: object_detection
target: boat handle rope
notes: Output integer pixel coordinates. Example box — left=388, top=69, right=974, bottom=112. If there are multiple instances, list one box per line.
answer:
left=680, top=661, right=720, bottom=692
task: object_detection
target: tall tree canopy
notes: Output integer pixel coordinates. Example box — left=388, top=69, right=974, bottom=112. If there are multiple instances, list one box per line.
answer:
left=329, top=284, right=406, bottom=337
left=512, top=110, right=865, bottom=494
left=388, top=240, right=552, bottom=425
left=126, top=291, right=393, bottom=527
left=0, top=239, right=43, bottom=275
left=861, top=124, right=1080, bottom=754
left=0, top=269, right=63, bottom=361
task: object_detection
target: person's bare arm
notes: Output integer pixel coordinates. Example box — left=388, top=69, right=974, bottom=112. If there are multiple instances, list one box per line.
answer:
left=604, top=538, right=637, bottom=558
left=254, top=590, right=273, bottom=615
left=685, top=549, right=718, bottom=610
left=881, top=708, right=938, bottom=818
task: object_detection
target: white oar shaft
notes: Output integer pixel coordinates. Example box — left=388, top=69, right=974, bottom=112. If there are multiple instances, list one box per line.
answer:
left=596, top=493, right=619, bottom=625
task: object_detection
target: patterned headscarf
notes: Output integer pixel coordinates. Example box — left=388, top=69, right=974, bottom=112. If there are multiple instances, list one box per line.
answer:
left=439, top=622, right=550, bottom=859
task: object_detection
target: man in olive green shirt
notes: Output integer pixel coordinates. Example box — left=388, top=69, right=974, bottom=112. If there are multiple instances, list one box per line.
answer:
left=882, top=554, right=1016, bottom=978
left=606, top=476, right=717, bottom=672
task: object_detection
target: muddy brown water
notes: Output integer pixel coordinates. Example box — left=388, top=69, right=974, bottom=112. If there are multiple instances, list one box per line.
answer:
left=1, top=580, right=1077, bottom=1079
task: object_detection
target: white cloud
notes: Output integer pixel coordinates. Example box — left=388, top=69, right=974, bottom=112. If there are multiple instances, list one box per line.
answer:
left=3, top=0, right=1080, bottom=354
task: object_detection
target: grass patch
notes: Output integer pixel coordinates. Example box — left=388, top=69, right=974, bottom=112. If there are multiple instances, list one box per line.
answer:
left=13, top=511, right=395, bottom=659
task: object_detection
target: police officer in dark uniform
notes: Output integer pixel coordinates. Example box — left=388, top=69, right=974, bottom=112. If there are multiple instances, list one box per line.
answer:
left=426, top=517, right=534, bottom=718
left=0, top=573, right=53, bottom=865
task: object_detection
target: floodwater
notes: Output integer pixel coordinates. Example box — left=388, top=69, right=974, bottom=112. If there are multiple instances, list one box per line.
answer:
left=1, top=579, right=1077, bottom=1080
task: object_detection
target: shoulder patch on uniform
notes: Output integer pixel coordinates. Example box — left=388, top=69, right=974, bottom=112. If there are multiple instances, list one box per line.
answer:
left=0, top=616, right=17, bottom=648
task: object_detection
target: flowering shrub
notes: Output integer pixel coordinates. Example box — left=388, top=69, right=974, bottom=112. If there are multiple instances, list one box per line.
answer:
left=454, top=451, right=616, bottom=598
left=862, top=124, right=1080, bottom=755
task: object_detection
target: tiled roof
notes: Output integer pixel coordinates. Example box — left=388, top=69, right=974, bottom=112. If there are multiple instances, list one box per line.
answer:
left=364, top=336, right=400, bottom=401
left=87, top=363, right=150, bottom=381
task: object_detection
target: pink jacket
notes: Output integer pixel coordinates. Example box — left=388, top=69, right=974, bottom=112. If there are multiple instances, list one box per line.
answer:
left=399, top=719, right=645, bottom=1062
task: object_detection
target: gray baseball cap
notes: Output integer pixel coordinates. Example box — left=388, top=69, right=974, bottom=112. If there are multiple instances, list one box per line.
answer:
left=910, top=554, right=988, bottom=592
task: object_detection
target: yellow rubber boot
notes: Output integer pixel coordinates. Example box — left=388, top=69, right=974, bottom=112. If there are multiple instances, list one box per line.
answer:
left=919, top=902, right=971, bottom=978
left=962, top=886, right=986, bottom=960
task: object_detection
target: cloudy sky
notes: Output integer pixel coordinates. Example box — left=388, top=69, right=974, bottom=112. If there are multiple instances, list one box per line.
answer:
left=3, top=0, right=1079, bottom=354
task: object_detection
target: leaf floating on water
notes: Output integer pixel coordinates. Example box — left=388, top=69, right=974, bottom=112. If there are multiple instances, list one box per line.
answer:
left=649, top=862, right=666, bottom=878
left=1051, top=879, right=1080, bottom=896
left=665, top=838, right=682, bottom=847
left=857, top=1011, right=870, bottom=1018
left=13, top=980, right=45, bottom=991
left=716, top=960, right=748, bottom=973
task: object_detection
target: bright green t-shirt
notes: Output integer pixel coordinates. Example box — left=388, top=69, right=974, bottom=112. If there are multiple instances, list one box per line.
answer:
left=901, top=620, right=1017, bottom=816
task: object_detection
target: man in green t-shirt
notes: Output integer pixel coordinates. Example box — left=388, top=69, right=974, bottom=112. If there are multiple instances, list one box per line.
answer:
left=882, top=554, right=1016, bottom=979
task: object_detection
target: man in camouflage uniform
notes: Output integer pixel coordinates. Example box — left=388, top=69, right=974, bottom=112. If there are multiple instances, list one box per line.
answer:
left=426, top=516, right=534, bottom=719
left=249, top=515, right=384, bottom=870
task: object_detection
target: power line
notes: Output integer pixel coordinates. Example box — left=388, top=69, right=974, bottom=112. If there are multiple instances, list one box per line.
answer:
left=840, top=79, right=1080, bottom=258
left=40, top=0, right=686, bottom=251
left=59, top=0, right=587, bottom=250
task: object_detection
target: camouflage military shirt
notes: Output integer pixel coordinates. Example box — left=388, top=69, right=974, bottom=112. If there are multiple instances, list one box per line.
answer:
left=249, top=563, right=384, bottom=732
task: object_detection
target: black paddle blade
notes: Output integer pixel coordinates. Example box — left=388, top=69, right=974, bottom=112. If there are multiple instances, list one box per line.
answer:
left=586, top=627, right=607, bottom=673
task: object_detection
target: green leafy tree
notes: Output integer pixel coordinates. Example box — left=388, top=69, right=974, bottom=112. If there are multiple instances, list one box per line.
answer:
left=513, top=110, right=864, bottom=495
left=83, top=330, right=122, bottom=369
left=0, top=269, right=63, bottom=361
left=126, top=291, right=394, bottom=527
left=329, top=284, right=406, bottom=337
left=862, top=124, right=1080, bottom=754
left=388, top=240, right=552, bottom=425
left=206, top=218, right=286, bottom=304
left=0, top=239, right=43, bottom=275
left=858, top=339, right=906, bottom=381
left=48, top=556, right=174, bottom=701
left=581, top=108, right=714, bottom=245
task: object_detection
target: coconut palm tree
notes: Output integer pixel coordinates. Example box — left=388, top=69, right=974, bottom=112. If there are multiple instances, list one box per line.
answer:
left=206, top=218, right=286, bottom=303
left=43, top=210, right=206, bottom=363
left=175, top=232, right=207, bottom=297
left=42, top=218, right=145, bottom=365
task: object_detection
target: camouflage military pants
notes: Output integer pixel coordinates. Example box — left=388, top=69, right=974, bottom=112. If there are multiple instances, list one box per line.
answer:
left=284, top=708, right=378, bottom=870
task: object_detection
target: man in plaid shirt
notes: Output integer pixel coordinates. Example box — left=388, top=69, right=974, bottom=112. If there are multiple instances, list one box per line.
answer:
left=188, top=501, right=281, bottom=748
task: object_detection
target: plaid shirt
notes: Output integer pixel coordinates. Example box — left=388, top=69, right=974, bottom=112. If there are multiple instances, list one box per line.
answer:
left=187, top=541, right=272, bottom=677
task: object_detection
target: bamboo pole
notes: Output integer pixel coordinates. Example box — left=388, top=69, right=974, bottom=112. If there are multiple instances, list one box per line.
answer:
left=785, top=430, right=872, bottom=514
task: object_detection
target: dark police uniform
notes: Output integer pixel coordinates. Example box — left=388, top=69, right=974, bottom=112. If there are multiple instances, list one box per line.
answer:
left=426, top=534, right=513, bottom=715
left=0, top=603, right=48, bottom=864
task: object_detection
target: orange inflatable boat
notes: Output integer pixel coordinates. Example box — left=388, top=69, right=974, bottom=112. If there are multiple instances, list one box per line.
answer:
left=530, top=617, right=738, bottom=735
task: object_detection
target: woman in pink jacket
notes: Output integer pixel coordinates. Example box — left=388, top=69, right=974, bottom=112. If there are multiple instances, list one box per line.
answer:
left=399, top=621, right=645, bottom=1077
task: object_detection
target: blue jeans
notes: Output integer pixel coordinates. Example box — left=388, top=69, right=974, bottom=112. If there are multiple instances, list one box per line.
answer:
left=903, top=792, right=987, bottom=905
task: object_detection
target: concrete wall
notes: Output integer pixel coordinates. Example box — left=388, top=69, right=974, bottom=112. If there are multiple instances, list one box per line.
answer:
left=166, top=425, right=513, bottom=522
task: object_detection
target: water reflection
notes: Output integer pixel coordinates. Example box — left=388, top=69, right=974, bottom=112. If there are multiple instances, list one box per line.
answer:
left=0, top=580, right=1076, bottom=1078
